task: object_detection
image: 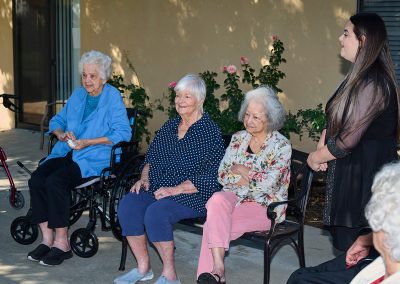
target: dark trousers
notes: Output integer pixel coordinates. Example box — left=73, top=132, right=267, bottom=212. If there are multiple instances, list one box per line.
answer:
left=29, top=153, right=84, bottom=228
left=331, top=226, right=363, bottom=251
left=286, top=249, right=379, bottom=284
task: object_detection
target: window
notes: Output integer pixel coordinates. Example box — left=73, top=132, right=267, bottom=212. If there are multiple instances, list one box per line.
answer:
left=358, top=0, right=400, bottom=84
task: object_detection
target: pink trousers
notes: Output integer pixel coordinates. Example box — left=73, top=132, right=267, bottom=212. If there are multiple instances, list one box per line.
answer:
left=196, top=191, right=271, bottom=277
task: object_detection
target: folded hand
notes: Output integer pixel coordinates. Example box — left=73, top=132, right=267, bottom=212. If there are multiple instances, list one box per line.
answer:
left=154, top=187, right=175, bottom=200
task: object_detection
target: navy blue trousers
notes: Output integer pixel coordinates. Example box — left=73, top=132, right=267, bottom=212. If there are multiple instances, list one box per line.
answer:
left=118, top=191, right=205, bottom=242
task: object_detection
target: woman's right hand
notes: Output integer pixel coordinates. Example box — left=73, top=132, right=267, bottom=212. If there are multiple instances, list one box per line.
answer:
left=130, top=178, right=149, bottom=194
left=63, top=131, right=76, bottom=141
left=307, top=151, right=321, bottom=172
left=54, top=129, right=76, bottom=142
left=315, top=129, right=328, bottom=171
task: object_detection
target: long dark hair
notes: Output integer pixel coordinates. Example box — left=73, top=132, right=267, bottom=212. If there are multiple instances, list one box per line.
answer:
left=326, top=12, right=400, bottom=140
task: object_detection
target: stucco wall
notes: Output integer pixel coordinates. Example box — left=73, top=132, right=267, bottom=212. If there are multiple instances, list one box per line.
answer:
left=81, top=0, right=356, bottom=152
left=0, top=0, right=14, bottom=130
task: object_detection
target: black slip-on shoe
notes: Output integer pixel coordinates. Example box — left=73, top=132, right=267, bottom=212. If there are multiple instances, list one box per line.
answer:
left=197, top=273, right=226, bottom=284
left=39, top=247, right=73, bottom=266
left=27, top=244, right=51, bottom=262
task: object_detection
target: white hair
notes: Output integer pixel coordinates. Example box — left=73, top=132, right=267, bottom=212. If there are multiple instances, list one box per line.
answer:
left=238, top=86, right=286, bottom=132
left=78, top=50, right=112, bottom=81
left=174, top=74, right=206, bottom=108
left=365, top=161, right=400, bottom=262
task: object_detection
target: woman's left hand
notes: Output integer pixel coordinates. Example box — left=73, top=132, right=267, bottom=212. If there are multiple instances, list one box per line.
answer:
left=73, top=139, right=90, bottom=150
left=154, top=187, right=177, bottom=200
left=230, top=164, right=250, bottom=178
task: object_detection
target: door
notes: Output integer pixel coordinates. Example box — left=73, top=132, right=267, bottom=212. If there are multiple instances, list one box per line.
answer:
left=13, top=0, right=56, bottom=128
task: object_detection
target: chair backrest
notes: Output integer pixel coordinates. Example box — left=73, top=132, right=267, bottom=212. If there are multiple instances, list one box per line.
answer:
left=108, top=108, right=140, bottom=172
left=222, top=134, right=232, bottom=149
left=126, top=108, right=139, bottom=142
left=41, top=102, right=66, bottom=128
left=40, top=103, right=55, bottom=130
left=286, top=149, right=314, bottom=223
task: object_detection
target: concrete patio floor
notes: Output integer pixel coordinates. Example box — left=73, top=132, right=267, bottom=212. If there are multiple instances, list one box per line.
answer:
left=0, top=129, right=337, bottom=284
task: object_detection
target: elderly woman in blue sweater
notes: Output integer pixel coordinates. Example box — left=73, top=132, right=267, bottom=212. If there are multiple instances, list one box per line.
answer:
left=114, top=74, right=225, bottom=284
left=27, top=50, right=131, bottom=266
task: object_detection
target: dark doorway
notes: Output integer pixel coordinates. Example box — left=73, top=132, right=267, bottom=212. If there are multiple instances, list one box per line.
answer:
left=13, top=0, right=55, bottom=129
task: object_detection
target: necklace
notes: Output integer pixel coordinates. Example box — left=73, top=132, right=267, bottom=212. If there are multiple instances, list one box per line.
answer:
left=250, top=132, right=271, bottom=149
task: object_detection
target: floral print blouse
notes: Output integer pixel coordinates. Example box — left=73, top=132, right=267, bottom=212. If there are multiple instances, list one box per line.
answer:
left=218, top=130, right=291, bottom=223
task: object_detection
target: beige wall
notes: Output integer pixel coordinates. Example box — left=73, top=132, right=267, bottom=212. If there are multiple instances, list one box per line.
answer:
left=81, top=0, right=356, bottom=152
left=0, top=0, right=14, bottom=130
left=0, top=0, right=358, bottom=151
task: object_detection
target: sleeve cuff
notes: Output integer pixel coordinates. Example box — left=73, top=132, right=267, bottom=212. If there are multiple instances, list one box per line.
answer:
left=327, top=136, right=349, bottom=158
left=105, top=134, right=119, bottom=145
left=358, top=227, right=372, bottom=236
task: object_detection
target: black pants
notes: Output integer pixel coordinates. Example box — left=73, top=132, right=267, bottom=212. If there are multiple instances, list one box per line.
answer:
left=29, top=153, right=84, bottom=228
left=286, top=249, right=379, bottom=284
left=331, top=226, right=364, bottom=251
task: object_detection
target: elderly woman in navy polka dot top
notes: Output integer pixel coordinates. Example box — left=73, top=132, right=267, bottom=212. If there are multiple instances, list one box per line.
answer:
left=114, top=74, right=225, bottom=284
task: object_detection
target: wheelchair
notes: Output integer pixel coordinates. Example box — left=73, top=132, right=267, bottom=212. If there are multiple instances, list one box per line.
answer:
left=10, top=108, right=140, bottom=258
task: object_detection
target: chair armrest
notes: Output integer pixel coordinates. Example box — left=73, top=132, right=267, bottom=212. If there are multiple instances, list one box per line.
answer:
left=112, top=141, right=138, bottom=149
left=100, top=166, right=113, bottom=177
left=267, top=164, right=314, bottom=221
left=40, top=102, right=56, bottom=128
left=48, top=134, right=58, bottom=155
left=267, top=200, right=289, bottom=220
left=266, top=194, right=303, bottom=219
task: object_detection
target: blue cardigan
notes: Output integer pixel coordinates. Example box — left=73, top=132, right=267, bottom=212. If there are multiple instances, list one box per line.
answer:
left=45, top=83, right=132, bottom=178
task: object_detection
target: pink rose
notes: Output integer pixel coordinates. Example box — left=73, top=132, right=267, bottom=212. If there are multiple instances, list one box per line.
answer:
left=240, top=56, right=249, bottom=65
left=226, top=65, right=237, bottom=74
left=223, top=66, right=228, bottom=72
left=272, top=35, right=278, bottom=42
left=168, top=81, right=177, bottom=88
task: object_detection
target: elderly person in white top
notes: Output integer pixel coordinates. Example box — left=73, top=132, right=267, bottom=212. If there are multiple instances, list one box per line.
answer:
left=350, top=162, right=400, bottom=284
left=197, top=86, right=292, bottom=284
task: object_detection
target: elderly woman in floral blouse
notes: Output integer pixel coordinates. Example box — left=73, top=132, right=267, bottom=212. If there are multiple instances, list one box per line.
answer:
left=197, top=86, right=292, bottom=284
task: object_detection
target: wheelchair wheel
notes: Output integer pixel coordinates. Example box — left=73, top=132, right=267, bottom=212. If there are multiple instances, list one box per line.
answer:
left=9, top=190, right=25, bottom=209
left=10, top=216, right=38, bottom=245
left=70, top=228, right=99, bottom=258
left=109, top=155, right=143, bottom=241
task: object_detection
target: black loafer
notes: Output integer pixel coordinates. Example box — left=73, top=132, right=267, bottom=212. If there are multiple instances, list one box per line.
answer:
left=27, top=244, right=51, bottom=262
left=39, top=247, right=73, bottom=266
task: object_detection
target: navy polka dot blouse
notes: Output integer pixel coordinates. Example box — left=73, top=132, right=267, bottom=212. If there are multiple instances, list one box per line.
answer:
left=144, top=113, right=225, bottom=213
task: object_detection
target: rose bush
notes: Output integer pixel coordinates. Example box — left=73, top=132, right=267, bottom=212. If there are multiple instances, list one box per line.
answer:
left=161, top=36, right=325, bottom=141
left=110, top=38, right=325, bottom=147
left=161, top=36, right=297, bottom=135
